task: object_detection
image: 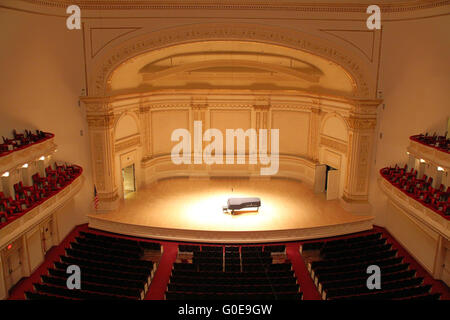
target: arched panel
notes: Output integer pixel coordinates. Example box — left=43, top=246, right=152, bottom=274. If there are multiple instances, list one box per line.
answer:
left=115, top=114, right=139, bottom=141
left=321, top=114, right=348, bottom=142
left=90, top=23, right=373, bottom=98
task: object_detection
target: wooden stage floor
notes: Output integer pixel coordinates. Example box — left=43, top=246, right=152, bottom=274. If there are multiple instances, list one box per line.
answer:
left=88, top=177, right=374, bottom=243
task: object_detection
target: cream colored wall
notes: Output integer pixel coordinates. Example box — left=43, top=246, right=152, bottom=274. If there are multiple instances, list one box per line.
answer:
left=369, top=15, right=450, bottom=226
left=0, top=8, right=93, bottom=239
left=272, top=110, right=310, bottom=156
left=0, top=255, right=5, bottom=300
left=25, top=226, right=44, bottom=274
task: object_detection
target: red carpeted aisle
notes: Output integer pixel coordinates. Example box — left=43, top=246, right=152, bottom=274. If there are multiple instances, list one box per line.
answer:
left=286, top=243, right=322, bottom=300
left=145, top=242, right=178, bottom=300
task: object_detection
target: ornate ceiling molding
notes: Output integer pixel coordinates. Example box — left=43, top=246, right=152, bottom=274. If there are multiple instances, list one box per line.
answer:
left=22, top=0, right=450, bottom=13
left=90, top=23, right=373, bottom=98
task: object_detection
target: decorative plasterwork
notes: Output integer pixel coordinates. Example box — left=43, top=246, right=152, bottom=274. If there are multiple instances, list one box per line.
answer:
left=90, top=27, right=142, bottom=58
left=115, top=135, right=141, bottom=153
left=321, top=29, right=375, bottom=62
left=86, top=113, right=115, bottom=129
left=90, top=23, right=373, bottom=98
left=320, top=136, right=348, bottom=154
left=22, top=0, right=450, bottom=13
left=345, top=116, right=377, bottom=130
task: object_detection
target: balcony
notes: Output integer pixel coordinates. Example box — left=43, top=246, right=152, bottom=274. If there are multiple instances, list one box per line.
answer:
left=0, top=132, right=56, bottom=175
left=408, top=135, right=450, bottom=171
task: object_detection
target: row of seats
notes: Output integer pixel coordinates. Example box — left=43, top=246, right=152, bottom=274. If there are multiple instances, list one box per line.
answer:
left=179, top=244, right=286, bottom=254
left=0, top=163, right=82, bottom=229
left=410, top=133, right=449, bottom=153
left=167, top=244, right=299, bottom=300
left=0, top=129, right=52, bottom=156
left=380, top=164, right=449, bottom=218
left=25, top=231, right=158, bottom=300
left=301, top=231, right=441, bottom=300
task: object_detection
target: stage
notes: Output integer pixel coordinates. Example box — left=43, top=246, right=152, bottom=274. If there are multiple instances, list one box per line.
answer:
left=88, top=177, right=374, bottom=243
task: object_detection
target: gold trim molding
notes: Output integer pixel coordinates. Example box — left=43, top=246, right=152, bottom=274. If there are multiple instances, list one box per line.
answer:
left=22, top=0, right=450, bottom=13
left=320, top=136, right=348, bottom=154
left=115, top=136, right=141, bottom=153
left=90, top=23, right=373, bottom=98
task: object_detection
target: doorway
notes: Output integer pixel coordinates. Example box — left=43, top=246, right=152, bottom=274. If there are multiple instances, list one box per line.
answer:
left=41, top=219, right=54, bottom=255
left=122, top=164, right=136, bottom=197
left=3, top=242, right=25, bottom=292
left=325, top=165, right=340, bottom=200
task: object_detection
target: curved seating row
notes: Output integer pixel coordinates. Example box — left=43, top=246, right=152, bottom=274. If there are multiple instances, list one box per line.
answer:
left=0, top=130, right=53, bottom=157
left=380, top=164, right=449, bottom=219
left=301, top=231, right=442, bottom=300
left=0, top=163, right=83, bottom=229
left=24, top=230, right=158, bottom=300
left=167, top=244, right=298, bottom=300
left=410, top=133, right=449, bottom=153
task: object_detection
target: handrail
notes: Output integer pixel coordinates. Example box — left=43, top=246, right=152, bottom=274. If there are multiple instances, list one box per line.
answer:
left=409, top=134, right=449, bottom=154
left=0, top=132, right=55, bottom=157
left=0, top=165, right=83, bottom=230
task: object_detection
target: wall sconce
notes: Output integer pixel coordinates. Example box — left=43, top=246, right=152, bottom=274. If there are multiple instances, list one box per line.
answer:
left=2, top=172, right=9, bottom=177
left=22, top=163, right=28, bottom=168
left=419, top=159, right=426, bottom=163
left=39, top=156, right=45, bottom=160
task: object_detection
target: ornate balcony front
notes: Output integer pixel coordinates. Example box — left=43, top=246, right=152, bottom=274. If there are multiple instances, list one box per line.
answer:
left=0, top=133, right=56, bottom=175
left=408, top=135, right=450, bottom=171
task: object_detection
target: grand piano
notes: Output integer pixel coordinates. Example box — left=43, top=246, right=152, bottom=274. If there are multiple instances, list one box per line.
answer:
left=223, top=197, right=261, bottom=215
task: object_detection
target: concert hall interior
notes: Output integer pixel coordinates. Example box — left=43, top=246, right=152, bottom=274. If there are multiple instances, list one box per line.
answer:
left=0, top=0, right=449, bottom=302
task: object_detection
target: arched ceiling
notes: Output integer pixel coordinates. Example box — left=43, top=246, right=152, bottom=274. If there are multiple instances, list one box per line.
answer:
left=108, top=41, right=356, bottom=97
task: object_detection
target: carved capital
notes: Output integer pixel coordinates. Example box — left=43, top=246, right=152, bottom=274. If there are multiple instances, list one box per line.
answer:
left=87, top=114, right=115, bottom=129
left=345, top=117, right=377, bottom=131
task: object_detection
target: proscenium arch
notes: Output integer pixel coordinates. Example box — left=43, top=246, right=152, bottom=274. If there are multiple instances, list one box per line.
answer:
left=90, top=23, right=373, bottom=98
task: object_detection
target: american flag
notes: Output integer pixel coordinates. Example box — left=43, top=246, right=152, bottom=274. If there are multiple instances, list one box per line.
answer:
left=93, top=185, right=99, bottom=210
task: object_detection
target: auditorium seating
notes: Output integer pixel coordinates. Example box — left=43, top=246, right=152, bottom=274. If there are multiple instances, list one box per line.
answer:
left=301, top=231, right=441, bottom=300
left=0, top=163, right=82, bottom=230
left=166, top=244, right=301, bottom=300
left=0, top=129, right=53, bottom=157
left=380, top=164, right=449, bottom=219
left=410, top=133, right=449, bottom=153
left=24, top=231, right=161, bottom=300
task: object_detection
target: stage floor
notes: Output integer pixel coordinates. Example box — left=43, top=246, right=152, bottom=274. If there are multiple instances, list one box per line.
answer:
left=88, top=177, right=374, bottom=243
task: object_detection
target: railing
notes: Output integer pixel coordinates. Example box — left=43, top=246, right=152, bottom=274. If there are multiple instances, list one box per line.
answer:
left=0, top=165, right=83, bottom=231
left=410, top=134, right=449, bottom=154
left=0, top=132, right=55, bottom=157
left=379, top=167, right=449, bottom=221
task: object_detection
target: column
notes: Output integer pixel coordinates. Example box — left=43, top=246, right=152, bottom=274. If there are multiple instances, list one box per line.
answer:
left=308, top=106, right=321, bottom=162
left=341, top=115, right=377, bottom=212
left=85, top=99, right=119, bottom=211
